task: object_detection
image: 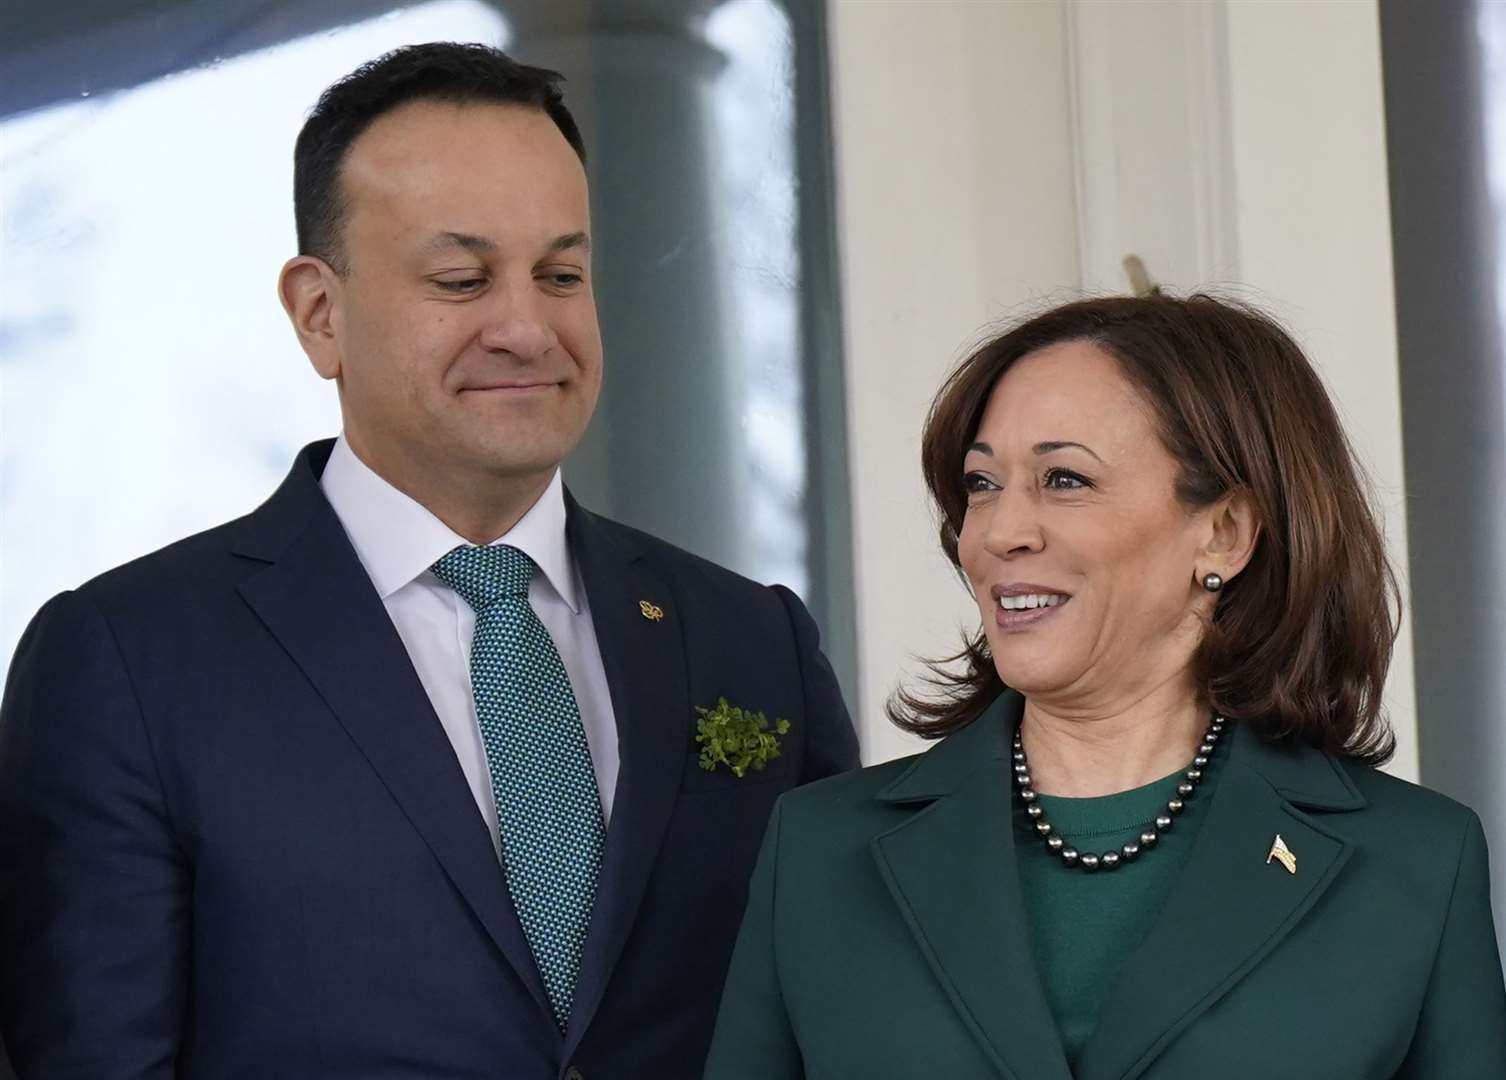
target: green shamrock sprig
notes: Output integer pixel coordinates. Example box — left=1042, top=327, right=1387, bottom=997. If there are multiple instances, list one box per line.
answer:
left=695, top=697, right=792, bottom=778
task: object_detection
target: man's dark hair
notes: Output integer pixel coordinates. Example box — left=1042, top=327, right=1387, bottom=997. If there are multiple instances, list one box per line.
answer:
left=293, top=42, right=586, bottom=273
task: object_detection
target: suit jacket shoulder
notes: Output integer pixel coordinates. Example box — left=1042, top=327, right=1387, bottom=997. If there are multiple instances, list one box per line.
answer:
left=66, top=514, right=251, bottom=611
left=65, top=437, right=332, bottom=620
left=569, top=502, right=791, bottom=611
left=771, top=750, right=924, bottom=837
left=1338, top=753, right=1479, bottom=831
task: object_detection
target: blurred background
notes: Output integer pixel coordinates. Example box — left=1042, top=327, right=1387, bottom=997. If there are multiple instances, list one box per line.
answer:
left=2, top=1, right=1504, bottom=1066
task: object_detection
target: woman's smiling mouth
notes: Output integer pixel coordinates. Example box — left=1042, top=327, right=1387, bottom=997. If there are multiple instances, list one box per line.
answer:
left=990, top=585, right=1071, bottom=629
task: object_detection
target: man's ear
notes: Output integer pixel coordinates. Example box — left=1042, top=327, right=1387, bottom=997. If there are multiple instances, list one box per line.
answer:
left=1199, top=488, right=1262, bottom=584
left=278, top=255, right=344, bottom=381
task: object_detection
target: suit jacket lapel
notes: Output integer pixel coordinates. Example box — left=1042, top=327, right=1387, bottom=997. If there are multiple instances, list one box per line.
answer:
left=562, top=499, right=691, bottom=1054
left=232, top=442, right=555, bottom=1024
left=871, top=694, right=1074, bottom=1080
left=1075, top=725, right=1365, bottom=1080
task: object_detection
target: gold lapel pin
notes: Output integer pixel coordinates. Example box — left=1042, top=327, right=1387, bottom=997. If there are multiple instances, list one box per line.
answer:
left=1266, top=834, right=1297, bottom=875
left=639, top=600, right=665, bottom=622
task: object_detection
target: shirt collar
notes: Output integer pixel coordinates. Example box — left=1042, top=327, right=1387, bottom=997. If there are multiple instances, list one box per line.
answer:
left=319, top=434, right=580, bottom=612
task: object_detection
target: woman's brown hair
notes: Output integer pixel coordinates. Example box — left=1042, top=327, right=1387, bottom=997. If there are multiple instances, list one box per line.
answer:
left=891, top=294, right=1399, bottom=765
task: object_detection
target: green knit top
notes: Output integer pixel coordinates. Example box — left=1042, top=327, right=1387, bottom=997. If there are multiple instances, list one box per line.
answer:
left=1014, top=753, right=1220, bottom=1068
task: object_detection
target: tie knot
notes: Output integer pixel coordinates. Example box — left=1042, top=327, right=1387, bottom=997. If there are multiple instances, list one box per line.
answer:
left=430, top=544, right=535, bottom=610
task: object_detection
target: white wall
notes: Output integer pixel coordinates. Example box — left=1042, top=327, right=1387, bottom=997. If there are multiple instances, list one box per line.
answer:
left=1221, top=0, right=1416, bottom=779
left=830, top=0, right=1418, bottom=778
left=828, top=0, right=1082, bottom=764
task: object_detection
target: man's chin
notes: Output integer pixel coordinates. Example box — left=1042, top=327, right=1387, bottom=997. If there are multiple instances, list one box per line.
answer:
left=444, top=415, right=585, bottom=472
left=464, top=439, right=579, bottom=480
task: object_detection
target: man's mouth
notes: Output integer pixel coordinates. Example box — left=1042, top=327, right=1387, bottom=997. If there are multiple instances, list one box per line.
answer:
left=461, top=380, right=560, bottom=393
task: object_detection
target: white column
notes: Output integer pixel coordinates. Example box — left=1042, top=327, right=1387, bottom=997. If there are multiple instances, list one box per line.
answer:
left=829, top=0, right=1082, bottom=763
left=510, top=4, right=752, bottom=569
left=1221, top=0, right=1417, bottom=779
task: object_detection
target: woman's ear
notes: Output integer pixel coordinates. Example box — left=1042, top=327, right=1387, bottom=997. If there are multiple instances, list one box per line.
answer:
left=278, top=255, right=344, bottom=381
left=1199, top=488, right=1262, bottom=584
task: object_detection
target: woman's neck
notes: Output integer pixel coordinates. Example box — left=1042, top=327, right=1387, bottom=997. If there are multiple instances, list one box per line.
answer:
left=1019, top=680, right=1209, bottom=798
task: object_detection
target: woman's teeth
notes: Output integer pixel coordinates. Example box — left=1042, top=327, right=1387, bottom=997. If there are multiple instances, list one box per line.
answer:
left=998, top=593, right=1066, bottom=611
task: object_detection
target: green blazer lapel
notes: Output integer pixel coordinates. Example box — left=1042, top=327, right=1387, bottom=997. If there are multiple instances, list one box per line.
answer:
left=871, top=694, right=1074, bottom=1080
left=1076, top=725, right=1366, bottom=1080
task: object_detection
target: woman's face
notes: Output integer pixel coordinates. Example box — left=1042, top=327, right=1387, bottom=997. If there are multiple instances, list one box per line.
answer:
left=957, top=340, right=1217, bottom=711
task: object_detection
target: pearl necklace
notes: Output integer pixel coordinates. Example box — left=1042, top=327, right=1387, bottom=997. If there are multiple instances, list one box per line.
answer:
left=1012, top=716, right=1226, bottom=872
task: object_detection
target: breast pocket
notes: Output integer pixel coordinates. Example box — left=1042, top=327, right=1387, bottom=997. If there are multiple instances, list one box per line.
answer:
left=678, top=744, right=799, bottom=794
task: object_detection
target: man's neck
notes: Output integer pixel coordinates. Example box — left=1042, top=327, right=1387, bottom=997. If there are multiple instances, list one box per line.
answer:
left=1019, top=674, right=1207, bottom=798
left=343, top=436, right=555, bottom=545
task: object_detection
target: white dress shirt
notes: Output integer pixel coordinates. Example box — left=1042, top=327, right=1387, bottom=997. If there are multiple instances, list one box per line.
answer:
left=320, top=435, right=619, bottom=848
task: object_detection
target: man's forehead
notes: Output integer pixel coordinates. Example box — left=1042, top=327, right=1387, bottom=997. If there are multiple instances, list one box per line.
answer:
left=339, top=102, right=590, bottom=247
left=350, top=98, right=577, bottom=166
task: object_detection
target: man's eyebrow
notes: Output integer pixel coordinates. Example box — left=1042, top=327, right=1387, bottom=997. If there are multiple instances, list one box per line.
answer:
left=546, top=231, right=590, bottom=254
left=424, top=231, right=498, bottom=256
left=421, top=231, right=590, bottom=257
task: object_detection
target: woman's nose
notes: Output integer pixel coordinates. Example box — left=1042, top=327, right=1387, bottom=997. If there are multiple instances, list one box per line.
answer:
left=982, top=487, right=1045, bottom=557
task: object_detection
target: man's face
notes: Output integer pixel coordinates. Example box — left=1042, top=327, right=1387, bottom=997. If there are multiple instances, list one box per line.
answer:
left=325, top=100, right=602, bottom=492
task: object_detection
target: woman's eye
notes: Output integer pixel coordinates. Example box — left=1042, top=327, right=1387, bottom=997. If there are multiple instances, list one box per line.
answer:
left=963, top=471, right=998, bottom=495
left=1043, top=467, right=1090, bottom=491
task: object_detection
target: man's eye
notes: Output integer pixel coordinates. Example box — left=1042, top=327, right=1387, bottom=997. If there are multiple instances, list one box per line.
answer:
left=1043, top=467, right=1090, bottom=491
left=435, top=278, right=486, bottom=293
left=963, top=471, right=998, bottom=495
left=542, top=272, right=583, bottom=289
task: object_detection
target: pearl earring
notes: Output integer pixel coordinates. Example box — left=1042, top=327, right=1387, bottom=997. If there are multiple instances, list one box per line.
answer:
left=1201, top=572, right=1224, bottom=593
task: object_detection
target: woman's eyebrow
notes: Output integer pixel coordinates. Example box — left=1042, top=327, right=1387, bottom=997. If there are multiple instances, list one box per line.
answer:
left=1033, top=440, right=1103, bottom=463
left=963, top=440, right=1103, bottom=462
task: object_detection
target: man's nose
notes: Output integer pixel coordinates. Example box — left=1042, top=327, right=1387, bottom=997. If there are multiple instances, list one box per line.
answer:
left=478, top=284, right=558, bottom=361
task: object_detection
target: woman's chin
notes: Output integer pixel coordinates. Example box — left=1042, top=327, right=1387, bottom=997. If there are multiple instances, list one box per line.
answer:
left=990, top=656, right=1075, bottom=697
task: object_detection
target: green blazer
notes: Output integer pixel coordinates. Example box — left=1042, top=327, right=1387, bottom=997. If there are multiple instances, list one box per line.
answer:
left=704, top=694, right=1506, bottom=1079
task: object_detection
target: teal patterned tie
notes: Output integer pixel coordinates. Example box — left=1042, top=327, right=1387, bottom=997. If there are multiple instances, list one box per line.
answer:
left=430, top=544, right=605, bottom=1030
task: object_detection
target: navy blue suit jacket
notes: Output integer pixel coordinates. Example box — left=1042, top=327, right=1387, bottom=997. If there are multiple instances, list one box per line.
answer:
left=0, top=440, right=858, bottom=1078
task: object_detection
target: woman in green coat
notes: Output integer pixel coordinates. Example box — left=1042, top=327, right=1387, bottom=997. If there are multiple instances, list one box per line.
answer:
left=704, top=295, right=1506, bottom=1079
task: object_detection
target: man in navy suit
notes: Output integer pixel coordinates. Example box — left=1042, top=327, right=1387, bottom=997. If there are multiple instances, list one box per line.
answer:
left=0, top=43, right=857, bottom=1078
